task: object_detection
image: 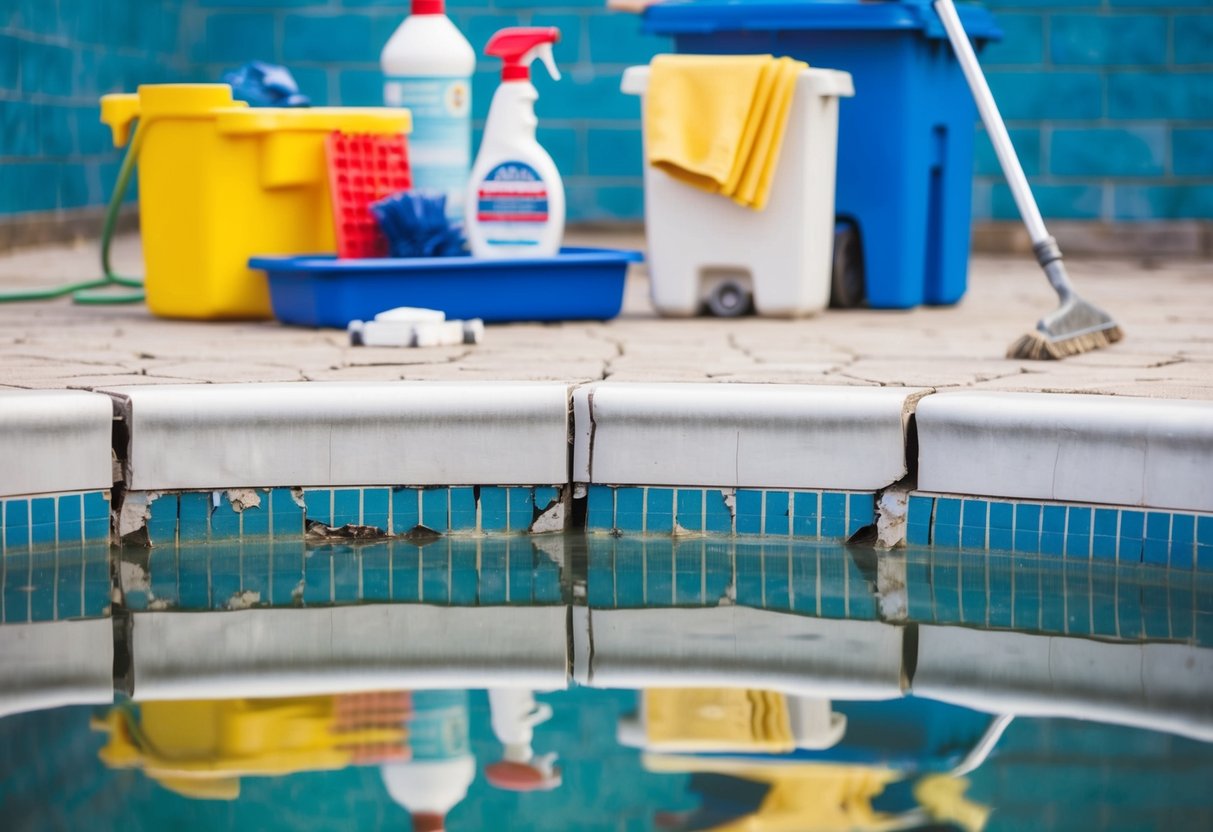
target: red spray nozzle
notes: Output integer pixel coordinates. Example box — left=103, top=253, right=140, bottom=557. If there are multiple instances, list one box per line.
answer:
left=485, top=27, right=561, bottom=82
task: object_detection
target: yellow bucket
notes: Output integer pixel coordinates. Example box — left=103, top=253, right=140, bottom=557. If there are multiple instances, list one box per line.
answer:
left=100, top=84, right=412, bottom=320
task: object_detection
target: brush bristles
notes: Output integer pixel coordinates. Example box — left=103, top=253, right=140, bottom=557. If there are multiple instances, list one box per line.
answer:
left=1006, top=325, right=1124, bottom=360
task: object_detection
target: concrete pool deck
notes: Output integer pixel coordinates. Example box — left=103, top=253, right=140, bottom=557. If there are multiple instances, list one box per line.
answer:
left=0, top=230, right=1210, bottom=399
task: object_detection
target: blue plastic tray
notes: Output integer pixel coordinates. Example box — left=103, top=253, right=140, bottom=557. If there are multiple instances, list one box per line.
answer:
left=249, top=247, right=642, bottom=327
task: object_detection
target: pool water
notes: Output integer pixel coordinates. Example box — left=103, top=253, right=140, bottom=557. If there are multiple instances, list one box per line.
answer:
left=2, top=535, right=1211, bottom=831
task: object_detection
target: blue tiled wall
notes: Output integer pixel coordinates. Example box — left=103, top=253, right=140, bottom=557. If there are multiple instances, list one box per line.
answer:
left=0, top=0, right=190, bottom=216
left=3, top=2, right=1208, bottom=222
left=974, top=1, right=1213, bottom=222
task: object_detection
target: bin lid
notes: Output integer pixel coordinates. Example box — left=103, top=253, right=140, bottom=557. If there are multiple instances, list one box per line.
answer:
left=216, top=107, right=412, bottom=136
left=644, top=0, right=1002, bottom=42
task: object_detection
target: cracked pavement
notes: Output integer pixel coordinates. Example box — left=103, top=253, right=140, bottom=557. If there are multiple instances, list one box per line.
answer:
left=0, top=230, right=1211, bottom=399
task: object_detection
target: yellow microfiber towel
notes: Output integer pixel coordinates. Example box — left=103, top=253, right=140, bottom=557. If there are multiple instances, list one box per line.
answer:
left=645, top=54, right=807, bottom=211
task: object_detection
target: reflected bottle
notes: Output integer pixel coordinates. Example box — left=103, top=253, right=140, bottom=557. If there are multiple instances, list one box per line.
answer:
left=380, top=690, right=475, bottom=831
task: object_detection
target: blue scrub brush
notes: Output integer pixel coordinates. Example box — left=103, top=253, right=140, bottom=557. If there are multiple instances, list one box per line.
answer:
left=370, top=191, right=467, bottom=258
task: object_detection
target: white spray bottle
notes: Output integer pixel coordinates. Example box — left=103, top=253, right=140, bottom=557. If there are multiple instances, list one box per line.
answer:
left=465, top=27, right=565, bottom=259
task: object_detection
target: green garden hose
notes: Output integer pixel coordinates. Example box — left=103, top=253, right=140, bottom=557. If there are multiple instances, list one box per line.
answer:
left=0, top=123, right=145, bottom=305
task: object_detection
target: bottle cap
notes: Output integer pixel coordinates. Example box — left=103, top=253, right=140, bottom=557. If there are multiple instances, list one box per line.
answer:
left=412, top=0, right=444, bottom=14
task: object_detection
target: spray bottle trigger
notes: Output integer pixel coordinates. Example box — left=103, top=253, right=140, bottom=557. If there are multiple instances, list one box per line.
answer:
left=530, top=44, right=560, bottom=82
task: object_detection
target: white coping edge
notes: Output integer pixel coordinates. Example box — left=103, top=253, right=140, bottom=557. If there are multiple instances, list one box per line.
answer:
left=0, top=619, right=114, bottom=719
left=572, top=383, right=921, bottom=490
left=0, top=389, right=113, bottom=498
left=913, top=624, right=1213, bottom=743
left=130, top=605, right=569, bottom=701
left=917, top=391, right=1213, bottom=513
left=578, top=607, right=905, bottom=700
left=103, top=382, right=572, bottom=491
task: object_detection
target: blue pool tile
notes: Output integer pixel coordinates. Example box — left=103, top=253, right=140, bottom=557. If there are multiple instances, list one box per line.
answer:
left=1094, top=508, right=1118, bottom=537
left=533, top=486, right=560, bottom=512
left=1116, top=576, right=1143, bottom=638
left=392, top=488, right=419, bottom=534
left=704, top=542, right=733, bottom=605
left=1092, top=534, right=1118, bottom=560
left=908, top=522, right=932, bottom=547
left=934, top=522, right=961, bottom=548
left=792, top=491, right=818, bottom=538
left=907, top=494, right=934, bottom=528
left=1014, top=503, right=1041, bottom=553
left=451, top=545, right=480, bottom=604
left=146, top=494, right=178, bottom=545
left=676, top=489, right=702, bottom=533
left=479, top=487, right=509, bottom=532
left=57, top=494, right=82, bottom=545
left=241, top=501, right=270, bottom=538
left=645, top=541, right=675, bottom=605
left=361, top=544, right=392, bottom=602
left=210, top=497, right=240, bottom=540
left=646, top=488, right=674, bottom=534
left=421, top=544, right=449, bottom=603
left=3, top=547, right=29, bottom=621
left=1089, top=565, right=1118, bottom=637
left=144, top=546, right=177, bottom=606
left=989, top=524, right=1013, bottom=553
left=303, top=490, right=332, bottom=525
left=820, top=492, right=848, bottom=539
left=5, top=500, right=29, bottom=550
left=82, top=545, right=110, bottom=618
left=303, top=549, right=332, bottom=605
left=506, top=539, right=533, bottom=604
left=55, top=549, right=83, bottom=620
left=1143, top=512, right=1172, bottom=565
left=989, top=501, right=1014, bottom=531
left=735, top=545, right=763, bottom=607
left=931, top=558, right=962, bottom=624
left=449, top=487, right=477, bottom=531
left=29, top=497, right=56, bottom=547
left=961, top=500, right=987, bottom=549
left=845, top=555, right=876, bottom=619
left=1119, top=510, right=1144, bottom=563
left=480, top=539, right=509, bottom=605
left=421, top=488, right=448, bottom=531
left=1198, top=514, right=1213, bottom=547
left=508, top=487, right=535, bottom=532
left=848, top=493, right=875, bottom=537
left=586, top=485, right=614, bottom=531
left=934, top=497, right=962, bottom=529
left=178, top=545, right=211, bottom=609
left=1169, top=582, right=1194, bottom=641
left=333, top=489, right=361, bottom=527
left=1040, top=505, right=1067, bottom=556
left=764, top=491, right=790, bottom=536
left=270, top=546, right=304, bottom=606
left=269, top=489, right=303, bottom=539
left=1065, top=561, right=1092, bottom=635
left=362, top=488, right=390, bottom=531
left=391, top=546, right=421, bottom=603
left=1171, top=514, right=1195, bottom=570
left=614, top=539, right=645, bottom=607
left=177, top=492, right=209, bottom=543
left=705, top=490, right=733, bottom=534
left=674, top=542, right=702, bottom=604
left=614, top=487, right=644, bottom=533
left=735, top=490, right=763, bottom=535
left=1039, top=563, right=1066, bottom=632
left=763, top=544, right=791, bottom=610
left=905, top=555, right=932, bottom=621
left=1065, top=506, right=1092, bottom=559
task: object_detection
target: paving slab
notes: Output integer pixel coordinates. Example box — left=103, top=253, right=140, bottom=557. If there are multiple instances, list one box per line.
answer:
left=0, top=231, right=1209, bottom=400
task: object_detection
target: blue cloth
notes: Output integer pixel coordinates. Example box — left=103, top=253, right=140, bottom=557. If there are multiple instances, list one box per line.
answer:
left=222, top=61, right=311, bottom=108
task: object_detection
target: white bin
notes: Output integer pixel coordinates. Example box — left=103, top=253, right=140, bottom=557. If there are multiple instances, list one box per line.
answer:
left=622, top=65, right=854, bottom=318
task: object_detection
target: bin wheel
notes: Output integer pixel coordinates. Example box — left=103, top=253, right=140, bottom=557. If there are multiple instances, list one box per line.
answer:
left=830, top=224, right=866, bottom=309
left=706, top=280, right=753, bottom=318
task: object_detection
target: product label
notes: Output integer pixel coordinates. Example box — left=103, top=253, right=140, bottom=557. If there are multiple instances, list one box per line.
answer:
left=408, top=690, right=471, bottom=761
left=476, top=161, right=549, bottom=246
left=385, top=74, right=471, bottom=217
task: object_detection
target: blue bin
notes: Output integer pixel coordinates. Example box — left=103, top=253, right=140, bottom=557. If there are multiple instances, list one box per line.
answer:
left=249, top=247, right=641, bottom=327
left=644, top=0, right=1001, bottom=309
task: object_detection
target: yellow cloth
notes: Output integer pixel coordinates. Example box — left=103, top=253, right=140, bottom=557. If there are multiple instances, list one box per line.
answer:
left=645, top=54, right=806, bottom=211
left=644, top=688, right=795, bottom=753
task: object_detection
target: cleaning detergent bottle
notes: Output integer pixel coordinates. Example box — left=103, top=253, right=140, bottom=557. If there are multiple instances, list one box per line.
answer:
left=381, top=0, right=475, bottom=219
left=466, top=27, right=565, bottom=258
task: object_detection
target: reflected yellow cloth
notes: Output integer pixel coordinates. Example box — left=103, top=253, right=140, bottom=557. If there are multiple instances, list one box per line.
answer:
left=646, top=54, right=806, bottom=211
left=645, top=688, right=794, bottom=753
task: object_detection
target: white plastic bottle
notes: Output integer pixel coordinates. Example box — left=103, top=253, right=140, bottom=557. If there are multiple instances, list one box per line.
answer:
left=465, top=27, right=565, bottom=259
left=381, top=0, right=475, bottom=219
